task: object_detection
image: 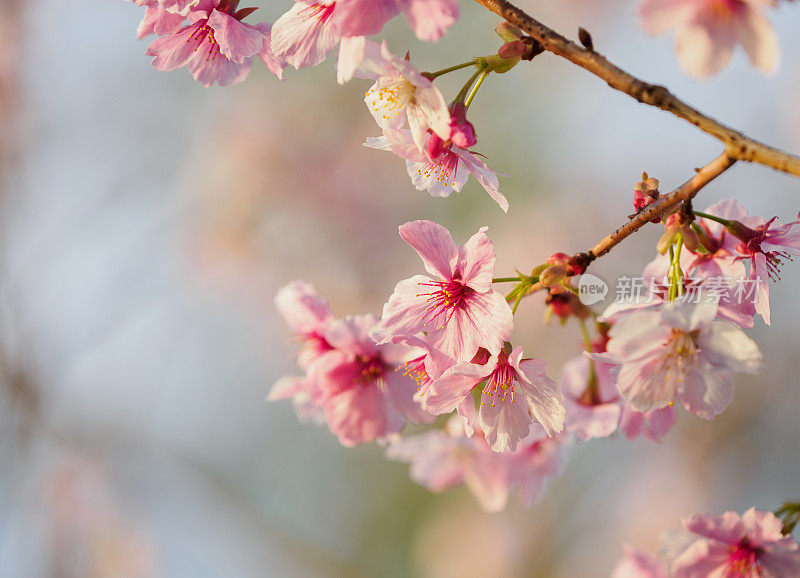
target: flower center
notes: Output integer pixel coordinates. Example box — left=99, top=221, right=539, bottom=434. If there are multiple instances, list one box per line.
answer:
left=367, top=77, right=415, bottom=120
left=188, top=23, right=221, bottom=62
left=399, top=355, right=432, bottom=394
left=417, top=149, right=460, bottom=188
left=481, top=357, right=516, bottom=407
left=416, top=278, right=474, bottom=327
left=658, top=329, right=699, bottom=386
left=727, top=543, right=759, bottom=575
left=357, top=355, right=384, bottom=385
left=709, top=0, right=743, bottom=20
left=300, top=2, right=336, bottom=26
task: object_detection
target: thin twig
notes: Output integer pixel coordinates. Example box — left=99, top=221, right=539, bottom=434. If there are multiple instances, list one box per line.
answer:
left=473, top=0, right=800, bottom=178
left=520, top=152, right=736, bottom=298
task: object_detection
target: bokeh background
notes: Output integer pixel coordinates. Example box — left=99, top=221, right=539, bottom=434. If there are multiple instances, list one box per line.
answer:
left=1, top=0, right=799, bottom=576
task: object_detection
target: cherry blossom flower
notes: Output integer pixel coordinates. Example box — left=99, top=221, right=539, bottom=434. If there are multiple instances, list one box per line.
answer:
left=146, top=0, right=285, bottom=87
left=309, top=314, right=432, bottom=446
left=723, top=202, right=800, bottom=325
left=336, top=0, right=459, bottom=42
left=274, top=280, right=334, bottom=370
left=364, top=128, right=509, bottom=211
left=592, top=299, right=762, bottom=419
left=672, top=508, right=800, bottom=577
left=386, top=416, right=563, bottom=512
left=130, top=1, right=186, bottom=39
left=371, top=220, right=514, bottom=366
left=560, top=356, right=622, bottom=441
left=611, top=545, right=668, bottom=578
left=639, top=0, right=779, bottom=78
left=600, top=248, right=755, bottom=329
left=356, top=41, right=450, bottom=152
left=425, top=347, right=564, bottom=452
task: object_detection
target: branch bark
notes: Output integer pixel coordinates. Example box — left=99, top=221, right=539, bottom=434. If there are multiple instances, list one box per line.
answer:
left=474, top=0, right=800, bottom=178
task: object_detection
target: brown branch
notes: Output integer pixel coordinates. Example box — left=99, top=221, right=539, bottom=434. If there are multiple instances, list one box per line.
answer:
left=474, top=0, right=800, bottom=178
left=523, top=151, right=736, bottom=297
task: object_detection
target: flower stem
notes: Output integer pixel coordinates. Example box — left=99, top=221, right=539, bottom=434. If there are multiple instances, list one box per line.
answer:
left=692, top=210, right=730, bottom=226
left=579, top=318, right=600, bottom=404
left=453, top=69, right=483, bottom=105
left=464, top=70, right=489, bottom=109
left=423, top=60, right=477, bottom=79
left=493, top=277, right=521, bottom=283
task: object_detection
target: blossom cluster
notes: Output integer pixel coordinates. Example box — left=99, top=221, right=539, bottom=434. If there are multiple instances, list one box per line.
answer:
left=127, top=0, right=800, bottom=566
left=269, top=189, right=799, bottom=513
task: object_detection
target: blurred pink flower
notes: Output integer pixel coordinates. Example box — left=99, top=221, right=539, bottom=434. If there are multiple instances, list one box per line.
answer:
left=592, top=300, right=762, bottom=419
left=336, top=0, right=458, bottom=41
left=364, top=128, right=509, bottom=211
left=371, top=220, right=514, bottom=366
left=425, top=347, right=564, bottom=452
left=357, top=41, right=450, bottom=152
left=310, top=314, right=433, bottom=446
left=146, top=1, right=285, bottom=87
left=672, top=508, right=800, bottom=577
left=639, top=0, right=779, bottom=77
left=274, top=280, right=334, bottom=370
left=560, top=356, right=623, bottom=441
left=386, top=416, right=563, bottom=511
left=611, top=545, right=668, bottom=578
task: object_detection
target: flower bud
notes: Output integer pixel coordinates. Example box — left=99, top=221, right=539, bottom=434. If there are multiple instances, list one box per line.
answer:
left=544, top=286, right=591, bottom=324
left=495, top=22, right=525, bottom=42
left=498, top=40, right=528, bottom=59
left=449, top=102, right=477, bottom=149
left=632, top=172, right=661, bottom=223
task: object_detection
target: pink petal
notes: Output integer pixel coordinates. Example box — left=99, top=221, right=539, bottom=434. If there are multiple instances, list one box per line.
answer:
left=399, top=220, right=459, bottom=280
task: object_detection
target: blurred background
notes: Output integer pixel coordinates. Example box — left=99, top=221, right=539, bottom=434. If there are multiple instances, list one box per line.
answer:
left=1, top=0, right=799, bottom=576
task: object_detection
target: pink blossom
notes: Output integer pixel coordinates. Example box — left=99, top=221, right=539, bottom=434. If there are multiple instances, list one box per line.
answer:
left=560, top=356, right=622, bottom=441
left=130, top=1, right=186, bottom=39
left=725, top=203, right=800, bottom=325
left=672, top=508, right=800, bottom=577
left=425, top=347, right=565, bottom=452
left=357, top=41, right=450, bottom=152
left=611, top=545, right=668, bottom=578
left=386, top=417, right=563, bottom=512
left=309, top=314, right=433, bottom=446
left=274, top=280, right=334, bottom=370
left=639, top=0, right=779, bottom=77
left=592, top=299, right=762, bottom=419
left=371, top=220, right=514, bottom=367
left=364, top=128, right=509, bottom=211
left=146, top=0, right=285, bottom=87
left=600, top=246, right=755, bottom=329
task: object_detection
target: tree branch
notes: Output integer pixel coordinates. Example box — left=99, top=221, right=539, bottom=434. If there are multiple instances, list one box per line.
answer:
left=523, top=151, right=736, bottom=296
left=474, top=0, right=800, bottom=178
